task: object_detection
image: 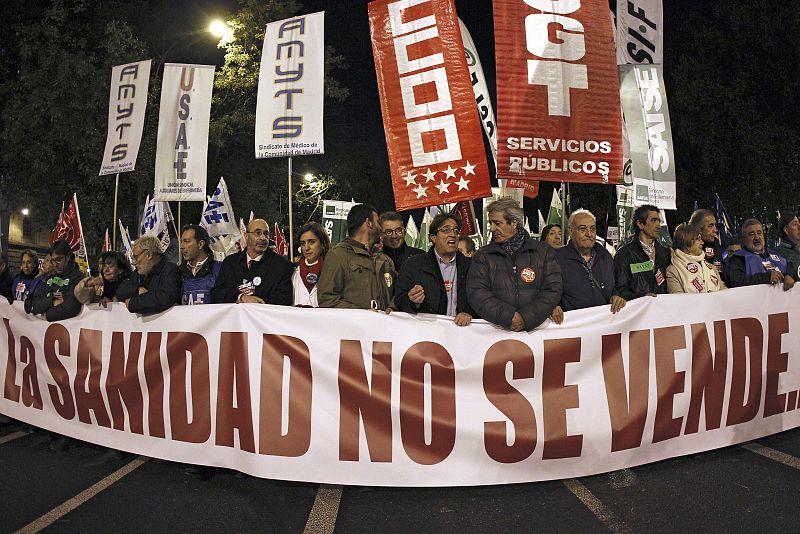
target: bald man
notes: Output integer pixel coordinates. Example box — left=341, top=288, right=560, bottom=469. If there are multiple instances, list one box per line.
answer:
left=211, top=218, right=293, bottom=305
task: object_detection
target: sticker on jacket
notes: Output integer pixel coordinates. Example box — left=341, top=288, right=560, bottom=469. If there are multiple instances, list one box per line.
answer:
left=384, top=273, right=393, bottom=288
left=630, top=260, right=653, bottom=274
left=520, top=267, right=536, bottom=283
left=655, top=269, right=664, bottom=286
left=686, top=263, right=699, bottom=274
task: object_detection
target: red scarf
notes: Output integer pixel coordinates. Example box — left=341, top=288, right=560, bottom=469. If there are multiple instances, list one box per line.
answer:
left=300, top=257, right=323, bottom=293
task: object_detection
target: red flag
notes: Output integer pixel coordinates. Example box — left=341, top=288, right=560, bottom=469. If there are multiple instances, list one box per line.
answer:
left=102, top=228, right=112, bottom=252
left=505, top=179, right=540, bottom=199
left=369, top=0, right=491, bottom=211
left=453, top=201, right=478, bottom=236
left=494, top=0, right=622, bottom=184
left=50, top=195, right=83, bottom=251
left=274, top=222, right=288, bottom=257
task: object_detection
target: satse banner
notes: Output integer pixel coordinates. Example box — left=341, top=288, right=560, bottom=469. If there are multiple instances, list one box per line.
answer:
left=369, top=0, right=491, bottom=211
left=154, top=63, right=214, bottom=201
left=494, top=0, right=623, bottom=184
left=99, top=60, right=151, bottom=176
left=255, top=12, right=325, bottom=158
left=616, top=0, right=663, bottom=65
left=2, top=286, right=800, bottom=487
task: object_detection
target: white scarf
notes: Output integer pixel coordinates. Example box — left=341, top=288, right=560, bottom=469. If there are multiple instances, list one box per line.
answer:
left=670, top=248, right=725, bottom=293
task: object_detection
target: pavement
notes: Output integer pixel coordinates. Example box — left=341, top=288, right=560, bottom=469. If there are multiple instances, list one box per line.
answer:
left=2, top=420, right=800, bottom=533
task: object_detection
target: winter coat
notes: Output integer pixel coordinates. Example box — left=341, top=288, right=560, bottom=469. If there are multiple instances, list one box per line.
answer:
left=29, top=262, right=85, bottom=321
left=317, top=239, right=397, bottom=310
left=211, top=250, right=293, bottom=305
left=666, top=248, right=726, bottom=293
left=116, top=255, right=181, bottom=315
left=555, top=242, right=616, bottom=311
left=393, top=248, right=474, bottom=316
left=613, top=237, right=671, bottom=300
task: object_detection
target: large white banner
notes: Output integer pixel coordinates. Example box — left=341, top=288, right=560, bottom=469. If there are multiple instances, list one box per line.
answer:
left=200, top=177, right=242, bottom=260
left=2, top=286, right=800, bottom=487
left=255, top=12, right=325, bottom=158
left=619, top=64, right=676, bottom=209
left=99, top=60, right=151, bottom=176
left=616, top=0, right=663, bottom=65
left=154, top=63, right=215, bottom=201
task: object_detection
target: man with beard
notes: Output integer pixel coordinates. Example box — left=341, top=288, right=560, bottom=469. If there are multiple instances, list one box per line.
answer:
left=724, top=218, right=795, bottom=290
left=394, top=212, right=474, bottom=326
left=211, top=218, right=293, bottom=305
left=466, top=197, right=561, bottom=331
left=689, top=208, right=723, bottom=272
left=378, top=211, right=424, bottom=273
left=614, top=204, right=671, bottom=300
left=29, top=240, right=85, bottom=321
left=318, top=204, right=396, bottom=311
left=117, top=235, right=181, bottom=314
left=550, top=209, right=625, bottom=324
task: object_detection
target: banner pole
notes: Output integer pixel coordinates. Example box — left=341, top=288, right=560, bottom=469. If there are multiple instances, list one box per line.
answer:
left=561, top=181, right=567, bottom=240
left=112, top=173, right=120, bottom=250
left=177, top=202, right=182, bottom=264
left=288, top=157, right=294, bottom=261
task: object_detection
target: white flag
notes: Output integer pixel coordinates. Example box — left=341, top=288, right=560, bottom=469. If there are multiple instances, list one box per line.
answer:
left=139, top=194, right=173, bottom=253
left=404, top=215, right=419, bottom=248
left=200, top=177, right=242, bottom=261
left=255, top=12, right=325, bottom=158
left=458, top=19, right=497, bottom=170
left=100, top=60, right=151, bottom=176
left=154, top=63, right=215, bottom=201
left=616, top=0, right=663, bottom=65
left=239, top=218, right=248, bottom=251
left=118, top=219, right=134, bottom=264
left=416, top=209, right=434, bottom=250
left=537, top=209, right=546, bottom=237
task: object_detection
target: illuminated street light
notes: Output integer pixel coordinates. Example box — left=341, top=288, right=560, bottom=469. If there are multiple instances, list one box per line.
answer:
left=304, top=173, right=314, bottom=182
left=209, top=20, right=233, bottom=44
left=21, top=208, right=29, bottom=216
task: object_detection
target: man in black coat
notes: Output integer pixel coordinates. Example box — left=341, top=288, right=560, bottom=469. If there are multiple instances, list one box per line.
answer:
left=211, top=218, right=293, bottom=305
left=29, top=240, right=85, bottom=321
left=379, top=211, right=424, bottom=273
left=614, top=204, right=671, bottom=300
left=116, top=235, right=181, bottom=315
left=550, top=209, right=625, bottom=324
left=466, top=198, right=562, bottom=332
left=394, top=212, right=474, bottom=326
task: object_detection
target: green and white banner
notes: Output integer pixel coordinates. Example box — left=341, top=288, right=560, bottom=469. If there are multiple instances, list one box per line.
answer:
left=322, top=200, right=356, bottom=247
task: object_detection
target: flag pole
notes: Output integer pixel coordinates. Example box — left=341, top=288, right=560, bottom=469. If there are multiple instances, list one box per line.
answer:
left=560, top=181, right=567, bottom=240
left=177, top=201, right=182, bottom=264
left=112, top=173, right=119, bottom=250
left=288, top=156, right=294, bottom=261
left=72, top=193, right=90, bottom=273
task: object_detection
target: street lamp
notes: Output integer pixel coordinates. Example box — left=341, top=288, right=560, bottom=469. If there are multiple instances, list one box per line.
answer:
left=209, top=20, right=233, bottom=45
left=304, top=173, right=314, bottom=182
left=20, top=208, right=29, bottom=216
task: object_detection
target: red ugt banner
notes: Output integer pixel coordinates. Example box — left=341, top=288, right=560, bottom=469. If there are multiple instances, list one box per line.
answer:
left=494, top=0, right=623, bottom=184
left=49, top=194, right=83, bottom=251
left=369, top=0, right=491, bottom=211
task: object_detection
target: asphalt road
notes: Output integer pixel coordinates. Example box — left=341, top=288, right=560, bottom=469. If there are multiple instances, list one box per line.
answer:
left=2, top=420, right=800, bottom=533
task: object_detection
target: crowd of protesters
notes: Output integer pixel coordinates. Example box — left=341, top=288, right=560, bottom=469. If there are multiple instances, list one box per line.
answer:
left=0, top=201, right=798, bottom=333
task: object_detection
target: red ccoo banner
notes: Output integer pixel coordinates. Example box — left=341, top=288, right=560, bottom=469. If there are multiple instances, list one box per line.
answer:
left=494, top=0, right=623, bottom=184
left=369, top=0, right=491, bottom=211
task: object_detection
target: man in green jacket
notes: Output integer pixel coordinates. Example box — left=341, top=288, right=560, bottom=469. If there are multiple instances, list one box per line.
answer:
left=317, top=204, right=396, bottom=311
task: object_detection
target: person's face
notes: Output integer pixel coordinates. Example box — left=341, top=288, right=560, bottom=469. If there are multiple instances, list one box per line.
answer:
left=545, top=226, right=563, bottom=249
left=700, top=214, right=717, bottom=242
left=181, top=229, right=204, bottom=263
left=638, top=210, right=661, bottom=241
left=41, top=255, right=54, bottom=276
left=380, top=219, right=405, bottom=249
left=246, top=220, right=270, bottom=255
left=102, top=258, right=121, bottom=281
left=50, top=252, right=68, bottom=275
left=489, top=212, right=518, bottom=244
left=131, top=244, right=155, bottom=275
left=300, top=230, right=323, bottom=263
left=688, top=233, right=704, bottom=256
left=569, top=214, right=595, bottom=252
left=431, top=218, right=460, bottom=257
left=457, top=239, right=473, bottom=257
left=742, top=224, right=765, bottom=254
left=784, top=216, right=800, bottom=244
left=20, top=255, right=35, bottom=276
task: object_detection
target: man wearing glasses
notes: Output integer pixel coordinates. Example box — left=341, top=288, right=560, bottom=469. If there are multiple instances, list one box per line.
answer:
left=116, top=235, right=181, bottom=315
left=28, top=240, right=85, bottom=321
left=393, top=212, right=474, bottom=326
left=550, top=209, right=625, bottom=325
left=211, top=218, right=293, bottom=305
left=378, top=211, right=424, bottom=273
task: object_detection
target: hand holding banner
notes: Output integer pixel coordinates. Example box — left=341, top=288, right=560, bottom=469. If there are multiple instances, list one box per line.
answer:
left=369, top=0, right=491, bottom=211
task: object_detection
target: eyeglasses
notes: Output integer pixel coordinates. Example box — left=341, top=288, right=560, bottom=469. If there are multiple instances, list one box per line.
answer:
left=130, top=249, right=148, bottom=264
left=51, top=255, right=67, bottom=265
left=437, top=226, right=459, bottom=236
left=382, top=228, right=404, bottom=237
left=248, top=230, right=269, bottom=237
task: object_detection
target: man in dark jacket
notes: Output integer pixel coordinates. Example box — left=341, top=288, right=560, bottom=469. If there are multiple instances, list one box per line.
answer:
left=211, top=218, right=293, bottom=305
left=774, top=211, right=800, bottom=280
left=614, top=204, right=671, bottom=300
left=724, top=218, right=795, bottom=290
left=117, top=235, right=181, bottom=315
left=179, top=224, right=220, bottom=305
left=551, top=209, right=625, bottom=324
left=379, top=211, right=424, bottom=273
left=466, top=198, right=562, bottom=331
left=0, top=253, right=13, bottom=304
left=394, top=212, right=474, bottom=326
left=29, top=240, right=85, bottom=321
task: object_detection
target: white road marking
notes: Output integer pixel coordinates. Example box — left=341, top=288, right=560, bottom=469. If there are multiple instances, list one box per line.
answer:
left=563, top=478, right=631, bottom=534
left=15, top=456, right=149, bottom=534
left=0, top=431, right=27, bottom=446
left=303, top=484, right=343, bottom=534
left=740, top=442, right=800, bottom=470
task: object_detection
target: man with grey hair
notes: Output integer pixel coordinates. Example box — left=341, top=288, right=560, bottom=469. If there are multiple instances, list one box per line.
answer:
left=466, top=197, right=562, bottom=331
left=724, top=218, right=795, bottom=290
left=117, top=235, right=181, bottom=314
left=689, top=208, right=722, bottom=272
left=550, top=209, right=624, bottom=324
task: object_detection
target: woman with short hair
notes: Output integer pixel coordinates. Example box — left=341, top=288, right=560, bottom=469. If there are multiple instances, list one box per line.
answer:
left=666, top=223, right=726, bottom=293
left=74, top=251, right=132, bottom=306
left=293, top=222, right=331, bottom=307
left=11, top=249, right=41, bottom=303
